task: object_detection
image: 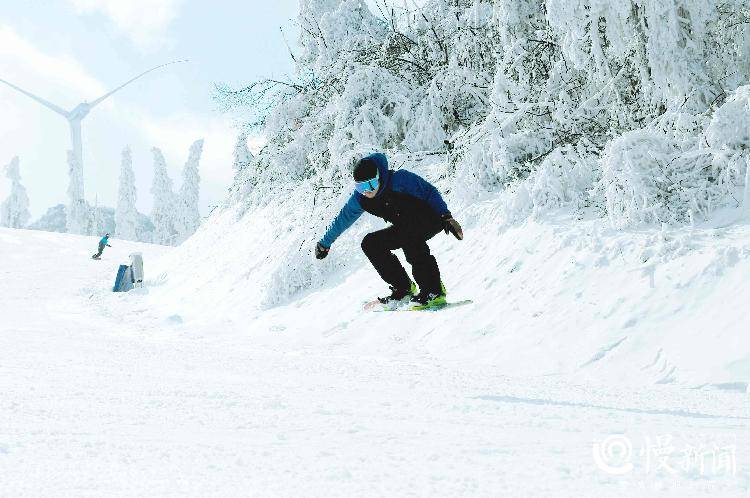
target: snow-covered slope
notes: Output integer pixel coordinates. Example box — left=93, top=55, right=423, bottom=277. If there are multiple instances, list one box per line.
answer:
left=147, top=197, right=750, bottom=390
left=3, top=226, right=750, bottom=496
left=0, top=228, right=750, bottom=497
left=2, top=226, right=750, bottom=496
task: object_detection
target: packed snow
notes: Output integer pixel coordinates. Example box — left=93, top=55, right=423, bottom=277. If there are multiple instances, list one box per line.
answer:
left=2, top=217, right=749, bottom=496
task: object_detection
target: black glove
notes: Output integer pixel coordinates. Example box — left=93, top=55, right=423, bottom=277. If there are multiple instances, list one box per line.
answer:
left=441, top=213, right=463, bottom=240
left=315, top=242, right=330, bottom=259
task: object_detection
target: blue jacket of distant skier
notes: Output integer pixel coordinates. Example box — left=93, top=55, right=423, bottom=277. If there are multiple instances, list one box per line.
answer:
left=100, top=235, right=109, bottom=246
left=319, top=153, right=450, bottom=248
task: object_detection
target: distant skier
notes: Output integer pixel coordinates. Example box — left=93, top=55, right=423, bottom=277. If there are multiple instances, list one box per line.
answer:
left=92, top=233, right=112, bottom=260
left=315, top=153, right=463, bottom=307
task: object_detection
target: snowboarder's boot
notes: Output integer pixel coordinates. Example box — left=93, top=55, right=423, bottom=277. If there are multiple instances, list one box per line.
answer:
left=377, top=281, right=417, bottom=304
left=411, top=281, right=447, bottom=307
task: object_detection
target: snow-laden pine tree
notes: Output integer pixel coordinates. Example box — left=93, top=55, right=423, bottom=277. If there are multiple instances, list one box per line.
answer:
left=115, top=146, right=138, bottom=241
left=0, top=156, right=31, bottom=228
left=150, top=147, right=178, bottom=245
left=174, top=139, right=204, bottom=245
left=66, top=150, right=91, bottom=235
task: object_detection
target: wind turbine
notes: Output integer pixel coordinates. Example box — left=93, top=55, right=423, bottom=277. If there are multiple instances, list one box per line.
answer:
left=0, top=60, right=186, bottom=170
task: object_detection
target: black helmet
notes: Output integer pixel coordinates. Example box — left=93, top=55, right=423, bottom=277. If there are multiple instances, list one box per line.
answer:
left=353, top=157, right=378, bottom=181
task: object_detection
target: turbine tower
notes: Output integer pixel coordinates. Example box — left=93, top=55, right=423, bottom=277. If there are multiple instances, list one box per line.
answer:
left=0, top=60, right=185, bottom=171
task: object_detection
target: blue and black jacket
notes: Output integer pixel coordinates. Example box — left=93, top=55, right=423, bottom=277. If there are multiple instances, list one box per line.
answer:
left=319, top=153, right=450, bottom=248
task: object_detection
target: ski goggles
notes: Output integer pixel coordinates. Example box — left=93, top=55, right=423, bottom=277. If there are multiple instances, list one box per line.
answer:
left=354, top=170, right=379, bottom=194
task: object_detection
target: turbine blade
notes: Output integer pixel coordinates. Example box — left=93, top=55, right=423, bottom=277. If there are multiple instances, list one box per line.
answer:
left=88, top=59, right=188, bottom=108
left=0, top=78, right=69, bottom=117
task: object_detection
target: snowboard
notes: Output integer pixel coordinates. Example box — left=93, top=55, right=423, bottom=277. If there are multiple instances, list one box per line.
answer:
left=364, top=299, right=473, bottom=312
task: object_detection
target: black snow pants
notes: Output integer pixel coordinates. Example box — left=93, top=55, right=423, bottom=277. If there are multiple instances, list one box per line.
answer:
left=360, top=222, right=443, bottom=294
left=92, top=243, right=105, bottom=258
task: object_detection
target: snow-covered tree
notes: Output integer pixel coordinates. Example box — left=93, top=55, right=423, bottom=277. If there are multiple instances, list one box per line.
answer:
left=150, top=147, right=178, bottom=245
left=28, top=203, right=155, bottom=240
left=28, top=204, right=67, bottom=233
left=115, top=146, right=138, bottom=241
left=1, top=156, right=31, bottom=228
left=66, top=150, right=91, bottom=235
left=212, top=0, right=750, bottom=302
left=174, top=139, right=204, bottom=244
left=228, top=132, right=255, bottom=202
left=232, top=133, right=253, bottom=175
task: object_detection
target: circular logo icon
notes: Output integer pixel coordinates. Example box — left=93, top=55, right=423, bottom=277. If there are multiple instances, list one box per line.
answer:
left=592, top=435, right=634, bottom=475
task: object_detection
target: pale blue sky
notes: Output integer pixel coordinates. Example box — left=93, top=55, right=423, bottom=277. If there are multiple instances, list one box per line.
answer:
left=0, top=0, right=299, bottom=218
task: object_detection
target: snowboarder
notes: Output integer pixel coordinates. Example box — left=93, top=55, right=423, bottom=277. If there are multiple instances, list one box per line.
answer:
left=92, top=233, right=112, bottom=260
left=315, top=153, right=463, bottom=307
